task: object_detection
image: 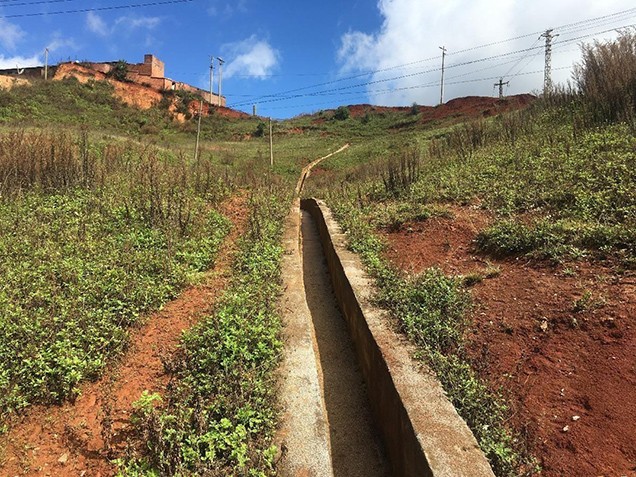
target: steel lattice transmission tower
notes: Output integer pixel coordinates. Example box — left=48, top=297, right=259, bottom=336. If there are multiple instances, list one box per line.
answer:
left=439, top=46, right=447, bottom=105
left=494, top=78, right=510, bottom=99
left=539, top=29, right=559, bottom=95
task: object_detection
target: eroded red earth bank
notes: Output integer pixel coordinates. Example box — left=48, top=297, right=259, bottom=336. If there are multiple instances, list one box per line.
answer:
left=382, top=207, right=636, bottom=477
left=0, top=195, right=249, bottom=477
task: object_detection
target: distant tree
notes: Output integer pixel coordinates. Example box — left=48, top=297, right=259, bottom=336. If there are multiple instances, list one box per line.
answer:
left=410, top=102, right=420, bottom=115
left=253, top=121, right=266, bottom=137
left=108, top=60, right=129, bottom=82
left=334, top=106, right=350, bottom=121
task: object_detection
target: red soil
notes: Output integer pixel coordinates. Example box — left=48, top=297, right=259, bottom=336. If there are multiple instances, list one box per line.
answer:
left=382, top=207, right=636, bottom=477
left=53, top=63, right=249, bottom=121
left=347, top=94, right=535, bottom=124
left=54, top=63, right=164, bottom=110
left=0, top=195, right=249, bottom=477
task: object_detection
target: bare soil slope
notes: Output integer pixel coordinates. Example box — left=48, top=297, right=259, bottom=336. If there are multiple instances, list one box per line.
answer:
left=382, top=207, right=636, bottom=477
left=0, top=196, right=249, bottom=477
left=347, top=94, right=535, bottom=124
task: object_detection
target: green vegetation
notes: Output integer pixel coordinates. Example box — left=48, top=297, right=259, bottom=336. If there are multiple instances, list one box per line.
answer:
left=327, top=200, right=532, bottom=475
left=0, top=28, right=634, bottom=477
left=0, top=130, right=231, bottom=423
left=308, top=32, right=636, bottom=476
left=107, top=60, right=130, bottom=82
left=121, top=190, right=288, bottom=476
left=333, top=105, right=350, bottom=121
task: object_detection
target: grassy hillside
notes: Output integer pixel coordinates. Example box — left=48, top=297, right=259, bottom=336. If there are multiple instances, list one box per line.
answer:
left=308, top=32, right=636, bottom=476
left=0, top=30, right=633, bottom=477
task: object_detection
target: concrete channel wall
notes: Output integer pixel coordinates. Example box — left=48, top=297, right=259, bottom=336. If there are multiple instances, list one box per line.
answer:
left=302, top=198, right=495, bottom=477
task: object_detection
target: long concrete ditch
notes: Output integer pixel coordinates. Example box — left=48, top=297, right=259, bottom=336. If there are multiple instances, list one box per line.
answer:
left=281, top=198, right=495, bottom=477
left=276, top=198, right=334, bottom=477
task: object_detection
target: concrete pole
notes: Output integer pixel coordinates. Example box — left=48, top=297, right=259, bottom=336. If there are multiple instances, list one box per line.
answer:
left=44, top=48, right=49, bottom=80
left=209, top=56, right=214, bottom=104
left=217, top=57, right=225, bottom=107
left=269, top=117, right=274, bottom=168
left=194, top=100, right=203, bottom=163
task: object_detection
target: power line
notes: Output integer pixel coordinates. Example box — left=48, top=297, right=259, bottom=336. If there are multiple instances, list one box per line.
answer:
left=231, top=8, right=636, bottom=107
left=0, top=0, right=192, bottom=18
left=232, top=21, right=634, bottom=108
left=258, top=67, right=573, bottom=113
left=0, top=0, right=78, bottom=7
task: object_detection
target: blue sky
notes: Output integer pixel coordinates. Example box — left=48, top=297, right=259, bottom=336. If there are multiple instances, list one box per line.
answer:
left=1, top=0, right=635, bottom=118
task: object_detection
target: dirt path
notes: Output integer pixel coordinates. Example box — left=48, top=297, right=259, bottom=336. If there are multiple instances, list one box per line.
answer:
left=295, top=144, right=349, bottom=196
left=382, top=206, right=636, bottom=477
left=301, top=210, right=390, bottom=477
left=0, top=195, right=249, bottom=477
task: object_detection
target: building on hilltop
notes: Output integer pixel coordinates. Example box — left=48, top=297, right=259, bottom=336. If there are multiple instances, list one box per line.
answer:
left=0, top=54, right=226, bottom=107
left=86, top=54, right=226, bottom=106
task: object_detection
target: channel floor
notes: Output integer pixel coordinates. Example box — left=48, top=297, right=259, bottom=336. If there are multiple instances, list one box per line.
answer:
left=301, top=211, right=390, bottom=477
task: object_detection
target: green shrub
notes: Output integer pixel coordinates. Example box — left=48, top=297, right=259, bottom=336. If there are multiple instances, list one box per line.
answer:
left=124, top=190, right=288, bottom=476
left=334, top=106, right=350, bottom=121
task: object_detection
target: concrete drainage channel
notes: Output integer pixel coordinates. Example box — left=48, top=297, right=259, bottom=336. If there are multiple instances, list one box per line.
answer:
left=277, top=196, right=495, bottom=476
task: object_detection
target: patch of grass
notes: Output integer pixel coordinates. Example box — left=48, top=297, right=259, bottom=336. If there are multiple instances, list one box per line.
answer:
left=121, top=190, right=288, bottom=476
left=0, top=131, right=231, bottom=424
left=328, top=199, right=535, bottom=476
left=370, top=201, right=452, bottom=231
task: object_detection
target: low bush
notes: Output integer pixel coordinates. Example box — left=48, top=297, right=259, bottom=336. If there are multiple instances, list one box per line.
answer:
left=122, top=190, right=288, bottom=476
left=0, top=131, right=232, bottom=423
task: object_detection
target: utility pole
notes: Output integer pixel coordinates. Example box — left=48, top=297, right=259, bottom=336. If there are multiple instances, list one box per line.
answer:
left=253, top=104, right=257, bottom=116
left=494, top=78, right=509, bottom=99
left=269, top=117, right=274, bottom=168
left=194, top=100, right=203, bottom=163
left=209, top=56, right=214, bottom=104
left=44, top=48, right=49, bottom=80
left=439, top=46, right=447, bottom=105
left=217, top=57, right=225, bottom=107
left=539, top=29, right=559, bottom=95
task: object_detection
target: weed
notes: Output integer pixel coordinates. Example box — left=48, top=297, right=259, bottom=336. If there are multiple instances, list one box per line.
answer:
left=123, top=189, right=288, bottom=476
left=0, top=131, right=232, bottom=424
left=328, top=199, right=534, bottom=475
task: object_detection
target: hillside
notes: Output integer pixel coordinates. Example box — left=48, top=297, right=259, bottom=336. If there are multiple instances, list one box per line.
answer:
left=0, top=31, right=634, bottom=477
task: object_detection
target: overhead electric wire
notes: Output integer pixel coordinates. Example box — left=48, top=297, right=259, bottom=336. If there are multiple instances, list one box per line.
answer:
left=0, top=0, right=79, bottom=8
left=231, top=8, right=636, bottom=108
left=231, top=21, right=635, bottom=109
left=260, top=66, right=573, bottom=113
left=0, top=0, right=192, bottom=18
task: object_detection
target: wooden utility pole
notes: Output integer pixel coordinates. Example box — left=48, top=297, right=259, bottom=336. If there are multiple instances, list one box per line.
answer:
left=494, top=78, right=509, bottom=99
left=44, top=48, right=49, bottom=80
left=194, top=100, right=203, bottom=163
left=269, top=117, right=274, bottom=168
left=439, top=46, right=447, bottom=105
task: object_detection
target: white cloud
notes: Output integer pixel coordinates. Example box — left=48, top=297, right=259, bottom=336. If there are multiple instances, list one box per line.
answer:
left=0, top=18, right=25, bottom=51
left=46, top=34, right=78, bottom=53
left=86, top=12, right=109, bottom=37
left=86, top=12, right=161, bottom=37
left=223, top=35, right=280, bottom=79
left=115, top=16, right=161, bottom=30
left=0, top=54, right=41, bottom=70
left=207, top=0, right=247, bottom=18
left=337, top=0, right=636, bottom=106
